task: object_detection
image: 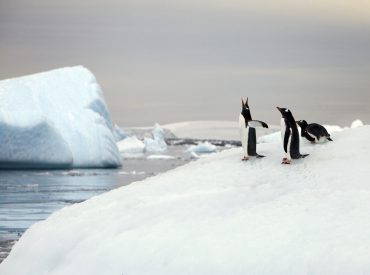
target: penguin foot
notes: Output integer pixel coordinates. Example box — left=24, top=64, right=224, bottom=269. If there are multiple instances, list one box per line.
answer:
left=281, top=158, right=291, bottom=164
left=241, top=156, right=249, bottom=161
left=311, top=141, right=316, bottom=144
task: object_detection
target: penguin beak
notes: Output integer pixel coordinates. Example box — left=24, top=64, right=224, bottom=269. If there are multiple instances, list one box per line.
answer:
left=276, top=107, right=282, bottom=112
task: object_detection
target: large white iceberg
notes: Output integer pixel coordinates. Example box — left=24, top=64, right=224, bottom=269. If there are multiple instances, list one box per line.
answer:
left=3, top=125, right=370, bottom=274
left=0, top=66, right=122, bottom=168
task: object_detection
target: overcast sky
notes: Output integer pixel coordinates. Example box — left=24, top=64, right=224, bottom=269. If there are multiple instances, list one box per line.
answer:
left=1, top=0, right=369, bottom=126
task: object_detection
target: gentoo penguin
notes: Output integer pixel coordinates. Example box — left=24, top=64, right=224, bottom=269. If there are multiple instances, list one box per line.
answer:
left=296, top=120, right=333, bottom=143
left=276, top=107, right=309, bottom=164
left=239, top=98, right=269, bottom=161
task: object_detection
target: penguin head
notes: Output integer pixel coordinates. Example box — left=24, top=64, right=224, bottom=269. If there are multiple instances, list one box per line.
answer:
left=276, top=107, right=292, bottom=118
left=296, top=120, right=308, bottom=128
left=241, top=98, right=252, bottom=120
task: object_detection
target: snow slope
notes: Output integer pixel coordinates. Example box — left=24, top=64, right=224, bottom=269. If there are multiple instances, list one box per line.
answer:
left=0, top=66, right=121, bottom=168
left=1, top=126, right=370, bottom=274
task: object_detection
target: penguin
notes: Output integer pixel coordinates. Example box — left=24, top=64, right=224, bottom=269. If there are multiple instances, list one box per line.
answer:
left=296, top=120, right=333, bottom=143
left=239, top=98, right=269, bottom=161
left=276, top=107, right=309, bottom=164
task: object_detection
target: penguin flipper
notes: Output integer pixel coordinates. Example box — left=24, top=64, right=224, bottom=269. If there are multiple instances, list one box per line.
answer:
left=327, top=137, right=333, bottom=141
left=248, top=120, right=269, bottom=128
left=301, top=154, right=309, bottom=158
left=256, top=154, right=265, bottom=159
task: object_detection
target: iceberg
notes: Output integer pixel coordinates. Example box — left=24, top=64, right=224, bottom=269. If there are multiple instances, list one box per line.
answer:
left=143, top=123, right=168, bottom=153
left=0, top=66, right=122, bottom=169
left=113, top=124, right=128, bottom=142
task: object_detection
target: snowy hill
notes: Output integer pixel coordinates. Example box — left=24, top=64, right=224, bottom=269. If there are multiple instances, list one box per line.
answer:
left=1, top=126, right=370, bottom=274
left=0, top=66, right=121, bottom=168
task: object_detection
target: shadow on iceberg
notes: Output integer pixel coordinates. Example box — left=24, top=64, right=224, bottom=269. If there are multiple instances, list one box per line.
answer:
left=0, top=120, right=73, bottom=169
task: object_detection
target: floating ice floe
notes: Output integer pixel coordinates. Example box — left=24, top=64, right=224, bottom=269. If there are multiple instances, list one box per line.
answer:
left=116, top=136, right=145, bottom=156
left=147, top=155, right=175, bottom=160
left=0, top=66, right=121, bottom=169
left=188, top=141, right=217, bottom=153
left=118, top=171, right=146, bottom=176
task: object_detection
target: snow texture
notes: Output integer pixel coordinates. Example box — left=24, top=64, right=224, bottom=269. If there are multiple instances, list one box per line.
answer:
left=0, top=66, right=121, bottom=168
left=2, top=126, right=370, bottom=275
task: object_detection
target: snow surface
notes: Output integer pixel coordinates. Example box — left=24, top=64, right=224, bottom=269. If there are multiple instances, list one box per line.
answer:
left=2, top=126, right=370, bottom=274
left=0, top=66, right=121, bottom=168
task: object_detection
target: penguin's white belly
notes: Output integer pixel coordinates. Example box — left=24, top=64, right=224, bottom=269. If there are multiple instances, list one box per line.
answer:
left=307, top=131, right=317, bottom=142
left=239, top=114, right=249, bottom=156
left=280, top=118, right=286, bottom=147
left=317, top=136, right=327, bottom=143
left=287, top=133, right=292, bottom=160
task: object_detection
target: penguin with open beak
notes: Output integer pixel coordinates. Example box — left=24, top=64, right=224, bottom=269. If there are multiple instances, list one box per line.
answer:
left=239, top=98, right=269, bottom=161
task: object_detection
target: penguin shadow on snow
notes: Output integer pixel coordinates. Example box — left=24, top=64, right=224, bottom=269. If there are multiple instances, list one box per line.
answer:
left=239, top=98, right=269, bottom=162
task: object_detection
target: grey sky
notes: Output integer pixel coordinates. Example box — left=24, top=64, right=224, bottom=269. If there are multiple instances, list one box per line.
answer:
left=1, top=0, right=370, bottom=126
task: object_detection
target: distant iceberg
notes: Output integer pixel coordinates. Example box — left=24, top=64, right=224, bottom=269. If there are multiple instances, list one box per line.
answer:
left=0, top=66, right=122, bottom=169
left=144, top=123, right=168, bottom=153
left=116, top=136, right=145, bottom=156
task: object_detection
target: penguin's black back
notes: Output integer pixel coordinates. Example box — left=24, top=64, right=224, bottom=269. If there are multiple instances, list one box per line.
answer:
left=247, top=127, right=257, bottom=156
left=290, top=128, right=301, bottom=159
left=286, top=113, right=302, bottom=159
left=306, top=123, right=330, bottom=138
